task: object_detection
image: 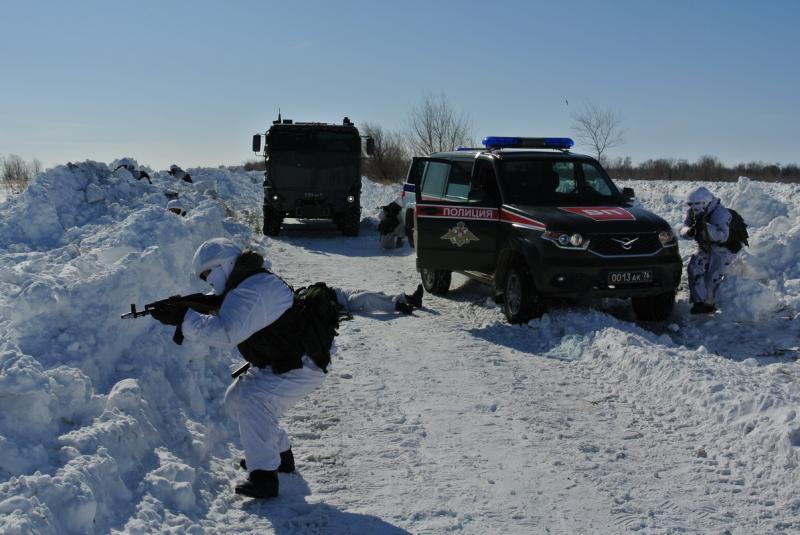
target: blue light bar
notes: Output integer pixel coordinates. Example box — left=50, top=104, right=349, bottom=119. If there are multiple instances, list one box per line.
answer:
left=482, top=136, right=574, bottom=150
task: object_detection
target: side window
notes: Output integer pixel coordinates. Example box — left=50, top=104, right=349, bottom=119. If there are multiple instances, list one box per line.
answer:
left=581, top=163, right=613, bottom=196
left=553, top=162, right=578, bottom=193
left=444, top=162, right=471, bottom=201
left=420, top=162, right=449, bottom=199
left=474, top=160, right=501, bottom=205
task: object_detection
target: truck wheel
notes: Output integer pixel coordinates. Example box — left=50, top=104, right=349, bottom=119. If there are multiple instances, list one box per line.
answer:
left=263, top=205, right=283, bottom=236
left=631, top=291, right=675, bottom=321
left=405, top=212, right=415, bottom=248
left=341, top=206, right=361, bottom=236
left=502, top=261, right=545, bottom=324
left=421, top=268, right=451, bottom=295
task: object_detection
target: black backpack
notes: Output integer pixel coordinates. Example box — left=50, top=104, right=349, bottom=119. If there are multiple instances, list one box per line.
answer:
left=294, top=282, right=348, bottom=372
left=723, top=208, right=749, bottom=253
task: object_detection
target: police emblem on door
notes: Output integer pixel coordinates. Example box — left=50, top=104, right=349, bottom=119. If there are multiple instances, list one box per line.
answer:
left=441, top=221, right=479, bottom=247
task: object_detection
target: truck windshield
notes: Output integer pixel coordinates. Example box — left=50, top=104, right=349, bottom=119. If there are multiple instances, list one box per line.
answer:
left=268, top=130, right=360, bottom=153
left=499, top=159, right=621, bottom=206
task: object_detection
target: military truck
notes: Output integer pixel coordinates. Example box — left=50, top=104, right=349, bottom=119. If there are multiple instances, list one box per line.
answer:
left=252, top=115, right=374, bottom=236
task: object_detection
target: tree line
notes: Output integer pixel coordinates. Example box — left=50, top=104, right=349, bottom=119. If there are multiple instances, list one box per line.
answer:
left=604, top=155, right=800, bottom=183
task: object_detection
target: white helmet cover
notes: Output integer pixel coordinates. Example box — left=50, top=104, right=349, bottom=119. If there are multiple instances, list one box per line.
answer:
left=686, top=186, right=714, bottom=213
left=191, top=238, right=241, bottom=279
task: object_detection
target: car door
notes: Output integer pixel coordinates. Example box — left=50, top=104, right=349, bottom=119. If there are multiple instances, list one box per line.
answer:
left=414, top=158, right=500, bottom=272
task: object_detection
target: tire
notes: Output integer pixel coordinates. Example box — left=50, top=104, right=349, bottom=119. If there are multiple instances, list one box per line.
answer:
left=631, top=290, right=675, bottom=321
left=405, top=211, right=415, bottom=248
left=421, top=268, right=451, bottom=295
left=502, top=261, right=545, bottom=324
left=263, top=204, right=283, bottom=236
left=341, top=205, right=361, bottom=236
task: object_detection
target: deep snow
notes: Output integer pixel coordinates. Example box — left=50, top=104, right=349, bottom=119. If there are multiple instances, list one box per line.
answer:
left=0, top=162, right=798, bottom=534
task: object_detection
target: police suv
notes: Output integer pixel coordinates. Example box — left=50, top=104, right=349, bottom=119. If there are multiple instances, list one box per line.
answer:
left=411, top=136, right=682, bottom=323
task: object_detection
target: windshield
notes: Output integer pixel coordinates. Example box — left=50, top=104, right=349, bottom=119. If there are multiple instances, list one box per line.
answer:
left=268, top=129, right=361, bottom=153
left=499, top=159, right=621, bottom=205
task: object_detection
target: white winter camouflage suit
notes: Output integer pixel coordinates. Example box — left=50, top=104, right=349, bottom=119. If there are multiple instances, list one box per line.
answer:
left=334, top=287, right=407, bottom=314
left=181, top=239, right=327, bottom=472
left=679, top=196, right=736, bottom=306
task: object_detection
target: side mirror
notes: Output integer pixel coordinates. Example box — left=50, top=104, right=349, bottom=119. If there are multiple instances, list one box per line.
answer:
left=622, top=187, right=635, bottom=202
left=252, top=134, right=262, bottom=153
left=365, top=137, right=375, bottom=156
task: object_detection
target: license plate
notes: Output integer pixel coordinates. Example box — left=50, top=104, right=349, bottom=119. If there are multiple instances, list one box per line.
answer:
left=607, top=270, right=653, bottom=285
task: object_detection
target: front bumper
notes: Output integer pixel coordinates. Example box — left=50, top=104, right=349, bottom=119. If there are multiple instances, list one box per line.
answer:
left=524, top=247, right=682, bottom=299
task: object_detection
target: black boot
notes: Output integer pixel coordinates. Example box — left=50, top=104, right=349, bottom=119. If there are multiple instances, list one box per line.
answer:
left=278, top=448, right=295, bottom=473
left=405, top=284, right=424, bottom=308
left=239, top=449, right=295, bottom=473
left=395, top=301, right=413, bottom=314
left=235, top=470, right=278, bottom=499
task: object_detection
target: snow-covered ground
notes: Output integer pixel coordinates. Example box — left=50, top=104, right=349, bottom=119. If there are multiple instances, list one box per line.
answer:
left=0, top=162, right=798, bottom=534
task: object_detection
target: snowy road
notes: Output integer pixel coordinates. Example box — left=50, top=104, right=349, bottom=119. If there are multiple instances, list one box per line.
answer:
left=198, top=227, right=799, bottom=534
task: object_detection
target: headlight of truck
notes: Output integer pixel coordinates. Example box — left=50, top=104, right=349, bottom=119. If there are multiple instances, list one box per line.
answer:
left=658, top=230, right=676, bottom=246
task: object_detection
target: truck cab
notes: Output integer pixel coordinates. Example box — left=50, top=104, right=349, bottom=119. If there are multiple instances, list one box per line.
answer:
left=252, top=116, right=374, bottom=236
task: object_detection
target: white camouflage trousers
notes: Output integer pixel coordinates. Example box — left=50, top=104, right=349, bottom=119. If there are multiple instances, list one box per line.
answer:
left=224, top=356, right=326, bottom=471
left=687, top=247, right=736, bottom=305
left=339, top=289, right=404, bottom=313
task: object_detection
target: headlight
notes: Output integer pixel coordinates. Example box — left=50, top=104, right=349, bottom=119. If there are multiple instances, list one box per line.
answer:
left=658, top=230, right=676, bottom=246
left=346, top=195, right=356, bottom=203
left=542, top=230, right=588, bottom=249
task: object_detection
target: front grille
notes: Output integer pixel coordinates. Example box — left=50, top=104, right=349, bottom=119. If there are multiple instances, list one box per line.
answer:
left=588, top=233, right=662, bottom=257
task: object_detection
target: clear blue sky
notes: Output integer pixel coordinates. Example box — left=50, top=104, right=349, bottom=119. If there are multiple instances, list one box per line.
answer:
left=1, top=0, right=798, bottom=170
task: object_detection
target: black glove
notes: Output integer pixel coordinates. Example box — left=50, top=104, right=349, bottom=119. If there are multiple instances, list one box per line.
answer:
left=150, top=303, right=187, bottom=326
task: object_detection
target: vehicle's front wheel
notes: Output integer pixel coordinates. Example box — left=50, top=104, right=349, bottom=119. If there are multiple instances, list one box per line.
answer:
left=263, top=204, right=283, bottom=236
left=421, top=268, right=451, bottom=295
left=502, top=261, right=545, bottom=324
left=631, top=290, right=675, bottom=321
left=341, top=205, right=361, bottom=236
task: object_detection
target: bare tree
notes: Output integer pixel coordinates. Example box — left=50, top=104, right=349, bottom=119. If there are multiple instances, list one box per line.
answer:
left=571, top=101, right=625, bottom=163
left=0, top=154, right=42, bottom=194
left=361, top=122, right=410, bottom=183
left=407, top=93, right=475, bottom=155
left=1, top=154, right=32, bottom=194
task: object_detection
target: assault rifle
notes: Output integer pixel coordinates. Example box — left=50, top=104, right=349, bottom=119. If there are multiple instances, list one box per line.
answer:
left=121, top=293, right=222, bottom=344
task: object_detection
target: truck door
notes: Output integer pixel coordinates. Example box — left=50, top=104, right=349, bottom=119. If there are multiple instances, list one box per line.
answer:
left=415, top=158, right=500, bottom=272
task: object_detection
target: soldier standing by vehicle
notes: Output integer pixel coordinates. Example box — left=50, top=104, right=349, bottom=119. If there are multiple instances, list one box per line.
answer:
left=149, top=238, right=333, bottom=499
left=679, top=186, right=747, bottom=314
